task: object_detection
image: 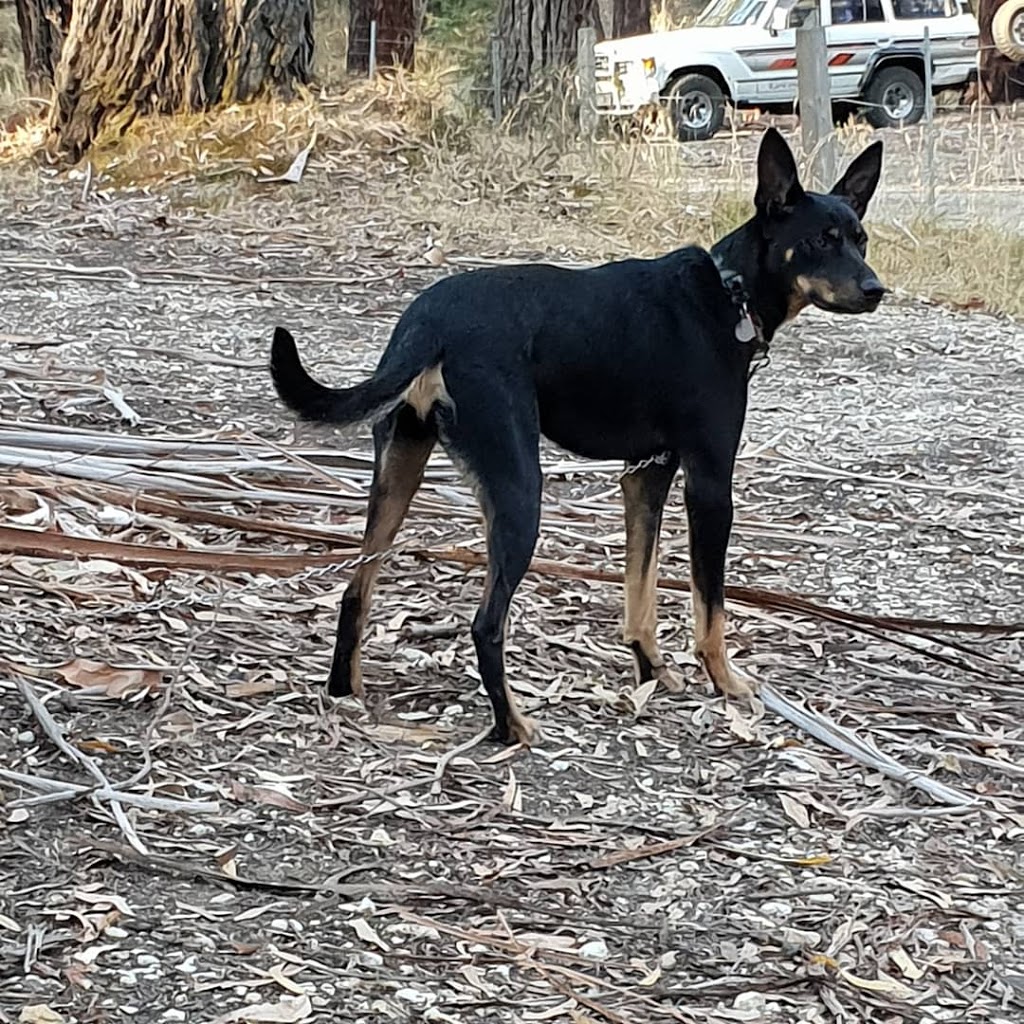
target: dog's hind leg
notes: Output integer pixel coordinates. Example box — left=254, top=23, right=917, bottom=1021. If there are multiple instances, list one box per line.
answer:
left=620, top=455, right=685, bottom=692
left=683, top=454, right=757, bottom=701
left=472, top=474, right=542, bottom=745
left=438, top=383, right=542, bottom=745
left=329, top=404, right=436, bottom=698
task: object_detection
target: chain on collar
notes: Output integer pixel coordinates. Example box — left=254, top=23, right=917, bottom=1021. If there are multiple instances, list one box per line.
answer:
left=77, top=549, right=393, bottom=620
left=716, top=264, right=770, bottom=381
left=620, top=450, right=672, bottom=479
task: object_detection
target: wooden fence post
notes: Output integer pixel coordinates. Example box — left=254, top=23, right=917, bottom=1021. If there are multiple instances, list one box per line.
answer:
left=796, top=13, right=836, bottom=190
left=491, top=33, right=503, bottom=123
left=577, top=27, right=598, bottom=138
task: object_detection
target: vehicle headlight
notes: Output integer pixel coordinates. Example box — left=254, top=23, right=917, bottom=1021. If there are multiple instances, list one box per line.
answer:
left=614, top=61, right=631, bottom=77
left=642, top=57, right=656, bottom=75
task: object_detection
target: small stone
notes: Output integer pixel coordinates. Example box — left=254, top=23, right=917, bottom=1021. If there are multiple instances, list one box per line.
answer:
left=734, top=992, right=767, bottom=1013
left=161, top=1012, right=186, bottom=1022
left=351, top=951, right=383, bottom=968
left=394, top=988, right=434, bottom=1008
left=16, top=730, right=35, bottom=744
left=105, top=927, right=128, bottom=940
left=175, top=955, right=197, bottom=974
left=580, top=939, right=609, bottom=960
left=136, top=954, right=160, bottom=967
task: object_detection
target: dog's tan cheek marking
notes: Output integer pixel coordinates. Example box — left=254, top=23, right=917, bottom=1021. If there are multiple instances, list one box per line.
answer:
left=403, top=365, right=449, bottom=420
left=786, top=281, right=811, bottom=321
left=784, top=248, right=794, bottom=263
left=802, top=276, right=838, bottom=304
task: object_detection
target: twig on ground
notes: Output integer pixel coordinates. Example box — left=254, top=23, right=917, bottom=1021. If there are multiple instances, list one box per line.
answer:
left=8, top=681, right=221, bottom=839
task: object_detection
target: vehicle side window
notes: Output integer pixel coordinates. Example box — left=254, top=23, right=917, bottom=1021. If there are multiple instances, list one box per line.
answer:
left=787, top=0, right=819, bottom=26
left=893, top=0, right=950, bottom=16
left=831, top=0, right=885, bottom=21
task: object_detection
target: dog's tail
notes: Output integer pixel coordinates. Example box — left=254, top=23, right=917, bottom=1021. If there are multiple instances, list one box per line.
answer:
left=270, top=326, right=431, bottom=426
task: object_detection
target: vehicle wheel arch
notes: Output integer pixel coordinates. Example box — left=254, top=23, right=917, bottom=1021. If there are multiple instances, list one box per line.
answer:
left=661, top=65, right=733, bottom=103
left=865, top=53, right=925, bottom=88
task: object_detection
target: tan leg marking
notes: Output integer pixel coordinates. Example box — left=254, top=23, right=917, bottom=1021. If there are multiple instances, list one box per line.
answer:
left=691, top=586, right=757, bottom=700
left=622, top=473, right=684, bottom=693
left=506, top=701, right=541, bottom=746
left=342, top=430, right=433, bottom=697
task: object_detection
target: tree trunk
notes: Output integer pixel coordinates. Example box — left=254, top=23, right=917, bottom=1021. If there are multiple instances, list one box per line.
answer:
left=45, top=0, right=315, bottom=165
left=14, top=0, right=71, bottom=95
left=346, top=0, right=417, bottom=75
left=497, top=0, right=601, bottom=109
left=612, top=0, right=649, bottom=37
left=977, top=0, right=1024, bottom=104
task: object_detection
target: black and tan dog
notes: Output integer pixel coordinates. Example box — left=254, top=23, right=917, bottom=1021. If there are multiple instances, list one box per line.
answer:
left=270, top=128, right=885, bottom=745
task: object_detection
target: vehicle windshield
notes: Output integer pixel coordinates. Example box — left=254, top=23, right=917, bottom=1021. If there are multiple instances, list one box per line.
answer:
left=696, top=0, right=767, bottom=26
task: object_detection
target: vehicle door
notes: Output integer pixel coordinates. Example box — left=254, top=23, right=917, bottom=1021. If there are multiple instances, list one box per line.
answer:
left=825, top=0, right=888, bottom=98
left=887, top=0, right=979, bottom=87
left=749, top=0, right=826, bottom=103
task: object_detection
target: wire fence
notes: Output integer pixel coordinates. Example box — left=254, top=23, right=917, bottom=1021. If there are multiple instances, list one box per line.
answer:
left=348, top=19, right=1023, bottom=223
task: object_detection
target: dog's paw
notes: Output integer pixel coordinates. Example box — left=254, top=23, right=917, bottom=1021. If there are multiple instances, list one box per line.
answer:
left=509, top=712, right=542, bottom=747
left=698, top=648, right=758, bottom=702
left=653, top=663, right=686, bottom=693
left=490, top=710, right=542, bottom=747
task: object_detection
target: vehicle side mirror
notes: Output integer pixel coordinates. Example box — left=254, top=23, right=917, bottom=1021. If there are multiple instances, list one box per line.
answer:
left=770, top=7, right=789, bottom=32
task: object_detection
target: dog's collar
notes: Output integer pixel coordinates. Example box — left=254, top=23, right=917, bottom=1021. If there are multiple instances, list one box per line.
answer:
left=714, top=262, right=770, bottom=382
left=715, top=264, right=764, bottom=348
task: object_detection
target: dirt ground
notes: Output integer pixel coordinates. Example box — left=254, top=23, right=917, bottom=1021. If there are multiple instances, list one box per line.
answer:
left=1, top=136, right=1023, bottom=1024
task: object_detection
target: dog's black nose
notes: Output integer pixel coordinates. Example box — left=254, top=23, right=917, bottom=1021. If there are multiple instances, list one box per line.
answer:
left=860, top=277, right=886, bottom=302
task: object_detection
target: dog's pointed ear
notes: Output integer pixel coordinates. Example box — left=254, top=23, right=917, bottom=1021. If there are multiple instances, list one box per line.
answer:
left=830, top=140, right=883, bottom=219
left=755, top=127, right=804, bottom=215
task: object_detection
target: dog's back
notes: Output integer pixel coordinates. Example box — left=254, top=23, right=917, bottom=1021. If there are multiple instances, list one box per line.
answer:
left=386, top=247, right=744, bottom=460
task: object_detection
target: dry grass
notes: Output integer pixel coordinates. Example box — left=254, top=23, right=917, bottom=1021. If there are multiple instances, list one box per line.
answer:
left=0, top=44, right=1022, bottom=316
left=0, top=4, right=26, bottom=115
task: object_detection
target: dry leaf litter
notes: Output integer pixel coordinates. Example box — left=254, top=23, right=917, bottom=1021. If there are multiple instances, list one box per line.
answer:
left=0, top=117, right=1022, bottom=1024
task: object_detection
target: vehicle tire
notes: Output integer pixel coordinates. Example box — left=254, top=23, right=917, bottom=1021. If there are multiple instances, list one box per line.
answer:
left=993, top=0, right=1024, bottom=62
left=863, top=66, right=925, bottom=129
left=665, top=73, right=726, bottom=142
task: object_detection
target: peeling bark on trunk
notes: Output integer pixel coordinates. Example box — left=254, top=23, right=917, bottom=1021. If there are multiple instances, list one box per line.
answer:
left=497, top=0, right=601, bottom=109
left=14, top=0, right=71, bottom=95
left=45, top=0, right=315, bottom=165
left=346, top=0, right=417, bottom=75
left=612, top=0, right=649, bottom=37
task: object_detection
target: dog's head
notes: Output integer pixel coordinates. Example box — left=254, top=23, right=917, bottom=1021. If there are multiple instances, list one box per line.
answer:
left=754, top=128, right=885, bottom=317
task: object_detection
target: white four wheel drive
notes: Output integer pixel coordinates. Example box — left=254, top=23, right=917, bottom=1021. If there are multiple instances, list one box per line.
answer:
left=594, top=0, right=984, bottom=141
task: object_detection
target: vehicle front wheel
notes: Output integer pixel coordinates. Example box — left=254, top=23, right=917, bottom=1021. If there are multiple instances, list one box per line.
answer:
left=665, top=73, right=726, bottom=142
left=863, top=66, right=925, bottom=129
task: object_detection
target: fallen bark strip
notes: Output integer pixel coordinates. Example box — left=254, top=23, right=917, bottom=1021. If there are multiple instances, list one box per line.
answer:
left=82, top=838, right=581, bottom=922
left=3, top=527, right=1022, bottom=641
left=0, top=525, right=363, bottom=574
left=760, top=684, right=979, bottom=808
left=427, top=547, right=1024, bottom=638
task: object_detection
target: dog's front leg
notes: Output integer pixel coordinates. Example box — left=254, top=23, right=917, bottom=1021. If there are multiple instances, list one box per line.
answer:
left=621, top=455, right=684, bottom=692
left=683, top=457, right=757, bottom=700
